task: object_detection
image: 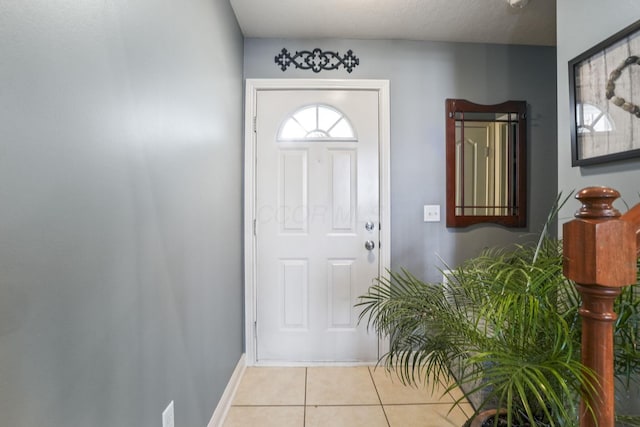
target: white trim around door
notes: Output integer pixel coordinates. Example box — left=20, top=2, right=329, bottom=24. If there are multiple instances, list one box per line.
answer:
left=243, top=79, right=391, bottom=365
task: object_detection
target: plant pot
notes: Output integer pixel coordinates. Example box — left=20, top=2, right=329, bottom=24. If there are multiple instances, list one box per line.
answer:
left=468, top=409, right=505, bottom=427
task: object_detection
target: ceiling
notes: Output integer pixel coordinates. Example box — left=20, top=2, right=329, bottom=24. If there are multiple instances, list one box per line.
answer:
left=229, top=0, right=556, bottom=46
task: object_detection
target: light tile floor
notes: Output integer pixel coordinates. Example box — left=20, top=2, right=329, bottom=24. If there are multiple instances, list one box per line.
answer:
left=223, top=366, right=473, bottom=427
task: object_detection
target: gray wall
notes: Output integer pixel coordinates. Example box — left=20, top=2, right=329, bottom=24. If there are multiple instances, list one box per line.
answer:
left=0, top=1, right=243, bottom=426
left=557, top=1, right=640, bottom=223
left=245, top=39, right=557, bottom=280
left=556, top=0, right=640, bottom=415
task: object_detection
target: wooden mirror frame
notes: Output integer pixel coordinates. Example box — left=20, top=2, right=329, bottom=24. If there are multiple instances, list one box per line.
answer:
left=445, top=99, right=527, bottom=228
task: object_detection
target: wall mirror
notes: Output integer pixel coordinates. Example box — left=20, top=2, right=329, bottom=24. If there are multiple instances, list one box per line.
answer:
left=445, top=99, right=527, bottom=228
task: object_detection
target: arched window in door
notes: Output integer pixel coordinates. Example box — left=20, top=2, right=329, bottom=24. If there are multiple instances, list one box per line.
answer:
left=277, top=104, right=357, bottom=141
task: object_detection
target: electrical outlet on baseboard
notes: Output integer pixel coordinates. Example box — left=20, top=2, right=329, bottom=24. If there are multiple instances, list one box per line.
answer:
left=162, top=401, right=174, bottom=427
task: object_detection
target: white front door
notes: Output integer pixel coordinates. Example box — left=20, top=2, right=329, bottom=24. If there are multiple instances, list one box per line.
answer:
left=254, top=88, right=381, bottom=363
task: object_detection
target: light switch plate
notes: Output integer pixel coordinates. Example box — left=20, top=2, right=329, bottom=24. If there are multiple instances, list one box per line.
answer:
left=423, top=205, right=440, bottom=222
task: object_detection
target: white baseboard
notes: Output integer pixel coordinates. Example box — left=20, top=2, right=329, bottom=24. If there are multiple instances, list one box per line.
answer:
left=207, top=353, right=246, bottom=427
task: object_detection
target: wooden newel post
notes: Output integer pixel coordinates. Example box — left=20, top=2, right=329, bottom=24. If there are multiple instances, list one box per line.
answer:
left=563, top=187, right=637, bottom=427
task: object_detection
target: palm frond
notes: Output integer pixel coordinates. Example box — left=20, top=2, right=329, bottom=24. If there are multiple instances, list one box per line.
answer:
left=617, top=415, right=640, bottom=427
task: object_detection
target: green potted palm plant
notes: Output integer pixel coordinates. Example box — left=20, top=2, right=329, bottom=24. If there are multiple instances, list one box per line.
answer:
left=614, top=273, right=640, bottom=427
left=358, top=199, right=640, bottom=426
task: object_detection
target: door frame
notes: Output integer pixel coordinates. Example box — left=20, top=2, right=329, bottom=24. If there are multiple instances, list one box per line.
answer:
left=243, top=79, right=391, bottom=365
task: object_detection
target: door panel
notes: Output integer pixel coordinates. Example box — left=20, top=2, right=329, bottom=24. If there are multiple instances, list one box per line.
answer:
left=255, top=89, right=380, bottom=363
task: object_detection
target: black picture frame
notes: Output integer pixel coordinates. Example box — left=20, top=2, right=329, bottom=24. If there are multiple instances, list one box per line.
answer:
left=569, top=19, right=640, bottom=166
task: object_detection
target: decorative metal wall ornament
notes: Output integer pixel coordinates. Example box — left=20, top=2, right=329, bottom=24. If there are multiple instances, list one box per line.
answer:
left=275, top=48, right=359, bottom=73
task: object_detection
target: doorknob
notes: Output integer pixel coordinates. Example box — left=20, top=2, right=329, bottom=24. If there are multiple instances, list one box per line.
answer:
left=365, top=221, right=375, bottom=231
left=364, top=240, right=375, bottom=251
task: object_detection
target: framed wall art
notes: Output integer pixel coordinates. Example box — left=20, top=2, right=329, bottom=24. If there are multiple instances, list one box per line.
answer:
left=569, top=19, right=640, bottom=166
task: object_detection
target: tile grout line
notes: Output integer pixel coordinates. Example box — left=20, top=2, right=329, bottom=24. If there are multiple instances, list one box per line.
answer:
left=303, top=367, right=308, bottom=427
left=368, top=366, right=391, bottom=427
left=231, top=404, right=306, bottom=407
left=301, top=403, right=385, bottom=407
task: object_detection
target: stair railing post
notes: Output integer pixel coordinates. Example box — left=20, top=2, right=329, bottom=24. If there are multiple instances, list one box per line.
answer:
left=563, top=187, right=636, bottom=427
